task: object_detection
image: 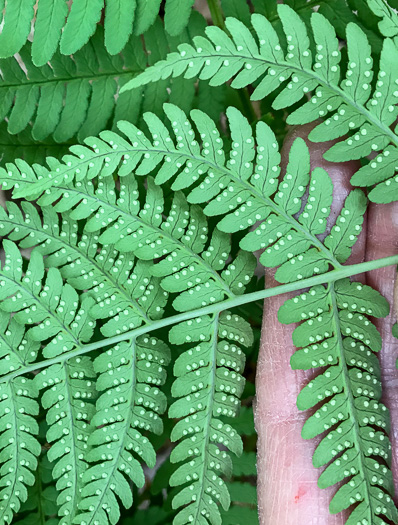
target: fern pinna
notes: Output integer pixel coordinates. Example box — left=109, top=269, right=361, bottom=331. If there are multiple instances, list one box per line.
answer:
left=122, top=4, right=398, bottom=204
left=0, top=101, right=397, bottom=524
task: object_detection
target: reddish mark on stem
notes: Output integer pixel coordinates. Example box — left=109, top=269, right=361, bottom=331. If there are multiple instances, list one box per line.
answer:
left=294, top=486, right=307, bottom=503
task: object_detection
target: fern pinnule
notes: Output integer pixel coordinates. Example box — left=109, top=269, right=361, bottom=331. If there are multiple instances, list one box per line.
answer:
left=120, top=5, right=398, bottom=203
left=36, top=357, right=96, bottom=524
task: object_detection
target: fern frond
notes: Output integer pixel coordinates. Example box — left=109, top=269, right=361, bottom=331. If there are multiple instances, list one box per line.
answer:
left=0, top=0, right=194, bottom=64
left=168, top=310, right=252, bottom=525
left=0, top=202, right=168, bottom=337
left=121, top=6, right=398, bottom=203
left=1, top=167, right=256, bottom=315
left=279, top=278, right=398, bottom=523
left=0, top=374, right=41, bottom=524
left=35, top=357, right=96, bottom=524
left=6, top=104, right=365, bottom=285
left=73, top=336, right=170, bottom=525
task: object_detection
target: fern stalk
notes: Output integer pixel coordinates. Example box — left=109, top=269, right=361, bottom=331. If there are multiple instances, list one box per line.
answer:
left=207, top=0, right=225, bottom=29
left=1, top=254, right=397, bottom=387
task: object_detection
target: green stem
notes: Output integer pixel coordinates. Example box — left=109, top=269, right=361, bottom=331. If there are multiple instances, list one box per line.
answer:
left=1, top=254, right=397, bottom=385
left=207, top=0, right=225, bottom=29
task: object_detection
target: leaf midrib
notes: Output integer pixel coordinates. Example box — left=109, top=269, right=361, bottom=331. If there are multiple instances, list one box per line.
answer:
left=82, top=340, right=137, bottom=525
left=0, top=68, right=142, bottom=90
left=192, top=313, right=219, bottom=522
left=16, top=143, right=342, bottom=269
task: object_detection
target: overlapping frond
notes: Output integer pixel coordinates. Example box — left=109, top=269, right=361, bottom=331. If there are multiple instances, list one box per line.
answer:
left=5, top=104, right=366, bottom=285
left=120, top=6, right=398, bottom=203
left=73, top=336, right=170, bottom=525
left=0, top=0, right=195, bottom=64
left=168, top=311, right=253, bottom=525
left=0, top=17, right=206, bottom=147
left=0, top=122, right=69, bottom=167
left=0, top=201, right=168, bottom=337
left=1, top=166, right=256, bottom=315
left=279, top=279, right=397, bottom=522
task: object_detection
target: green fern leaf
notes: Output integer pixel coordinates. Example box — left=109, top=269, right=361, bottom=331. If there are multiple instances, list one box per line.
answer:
left=0, top=20, right=200, bottom=145
left=133, top=0, right=162, bottom=35
left=0, top=166, right=256, bottom=315
left=0, top=376, right=41, bottom=524
left=30, top=0, right=69, bottom=67
left=35, top=357, right=96, bottom=524
left=165, top=0, right=195, bottom=37
left=0, top=0, right=194, bottom=63
left=0, top=201, right=168, bottom=337
left=0, top=242, right=98, bottom=523
left=168, top=310, right=251, bottom=525
left=279, top=278, right=397, bottom=523
left=2, top=104, right=366, bottom=287
left=0, top=122, right=70, bottom=167
left=0, top=0, right=36, bottom=61
left=0, top=31, right=145, bottom=142
left=120, top=7, right=398, bottom=203
left=73, top=337, right=170, bottom=525
left=104, top=0, right=137, bottom=55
